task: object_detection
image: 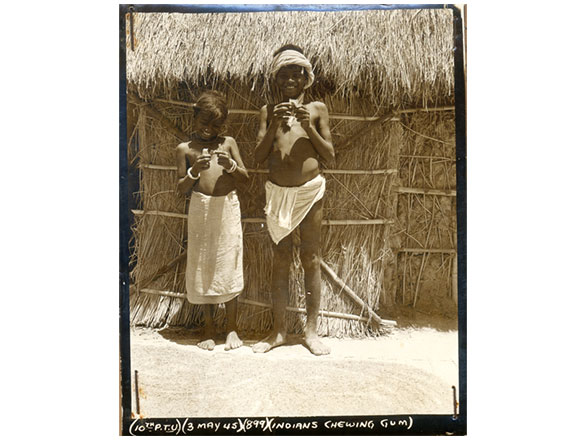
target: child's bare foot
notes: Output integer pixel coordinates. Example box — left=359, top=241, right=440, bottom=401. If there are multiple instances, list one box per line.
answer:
left=197, top=329, right=216, bottom=350
left=197, top=338, right=216, bottom=351
left=224, top=331, right=243, bottom=351
left=252, top=330, right=287, bottom=353
left=304, top=334, right=330, bottom=356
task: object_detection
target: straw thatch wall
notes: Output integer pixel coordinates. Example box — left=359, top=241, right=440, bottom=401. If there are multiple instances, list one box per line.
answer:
left=125, top=7, right=458, bottom=336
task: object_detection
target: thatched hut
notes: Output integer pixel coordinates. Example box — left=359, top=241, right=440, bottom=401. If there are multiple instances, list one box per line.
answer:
left=124, top=6, right=460, bottom=337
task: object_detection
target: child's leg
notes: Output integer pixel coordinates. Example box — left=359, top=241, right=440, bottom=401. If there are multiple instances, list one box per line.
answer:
left=197, top=304, right=216, bottom=350
left=252, top=233, right=293, bottom=353
left=299, top=199, right=330, bottom=355
left=224, top=298, right=242, bottom=350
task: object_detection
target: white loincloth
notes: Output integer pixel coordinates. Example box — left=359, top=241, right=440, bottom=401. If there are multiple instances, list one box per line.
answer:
left=186, top=190, right=243, bottom=304
left=264, top=174, right=326, bottom=244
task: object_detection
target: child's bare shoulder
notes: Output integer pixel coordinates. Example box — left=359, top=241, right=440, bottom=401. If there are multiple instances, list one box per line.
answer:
left=176, top=141, right=191, bottom=153
left=308, top=101, right=329, bottom=113
left=220, top=135, right=235, bottom=148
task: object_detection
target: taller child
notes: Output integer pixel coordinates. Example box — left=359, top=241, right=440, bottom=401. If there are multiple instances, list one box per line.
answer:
left=253, top=45, right=335, bottom=356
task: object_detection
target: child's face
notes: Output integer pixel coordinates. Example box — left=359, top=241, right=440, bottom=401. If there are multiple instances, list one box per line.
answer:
left=194, top=110, right=224, bottom=140
left=275, top=65, right=307, bottom=99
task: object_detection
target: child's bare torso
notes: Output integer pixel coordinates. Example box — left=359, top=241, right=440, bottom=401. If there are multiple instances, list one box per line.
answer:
left=185, top=137, right=236, bottom=196
left=268, top=102, right=321, bottom=187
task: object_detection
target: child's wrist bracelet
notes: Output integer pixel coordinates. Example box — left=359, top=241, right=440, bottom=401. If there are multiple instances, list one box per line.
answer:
left=225, top=159, right=237, bottom=174
left=187, top=167, right=200, bottom=180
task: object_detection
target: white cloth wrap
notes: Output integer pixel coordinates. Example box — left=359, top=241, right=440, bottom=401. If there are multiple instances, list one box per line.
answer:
left=186, top=190, right=243, bottom=304
left=270, top=50, right=315, bottom=89
left=264, top=174, right=326, bottom=244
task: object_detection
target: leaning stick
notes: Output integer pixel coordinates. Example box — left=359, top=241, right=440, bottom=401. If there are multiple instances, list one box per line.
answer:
left=319, top=259, right=395, bottom=327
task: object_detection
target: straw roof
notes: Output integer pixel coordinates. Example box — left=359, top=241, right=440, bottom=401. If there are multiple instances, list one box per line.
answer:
left=126, top=8, right=455, bottom=107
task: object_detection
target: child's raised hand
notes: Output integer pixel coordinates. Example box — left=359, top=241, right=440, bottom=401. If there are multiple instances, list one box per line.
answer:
left=271, top=103, right=293, bottom=125
left=295, top=105, right=311, bottom=131
left=194, top=151, right=212, bottom=172
left=216, top=151, right=236, bottom=170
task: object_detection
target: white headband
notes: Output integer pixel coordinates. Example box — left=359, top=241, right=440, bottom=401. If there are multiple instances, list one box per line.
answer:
left=270, top=49, right=315, bottom=89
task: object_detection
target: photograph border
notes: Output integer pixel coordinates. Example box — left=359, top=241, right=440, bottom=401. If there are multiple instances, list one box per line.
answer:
left=119, top=3, right=467, bottom=435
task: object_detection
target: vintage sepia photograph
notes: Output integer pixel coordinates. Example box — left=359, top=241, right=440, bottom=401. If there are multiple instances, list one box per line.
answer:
left=119, top=3, right=466, bottom=435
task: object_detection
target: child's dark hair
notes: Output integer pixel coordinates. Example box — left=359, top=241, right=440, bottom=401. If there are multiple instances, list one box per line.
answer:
left=193, top=90, right=228, bottom=122
left=273, top=44, right=304, bottom=57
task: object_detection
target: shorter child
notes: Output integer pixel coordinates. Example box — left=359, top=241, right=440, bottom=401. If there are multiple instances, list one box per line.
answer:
left=176, top=90, right=249, bottom=350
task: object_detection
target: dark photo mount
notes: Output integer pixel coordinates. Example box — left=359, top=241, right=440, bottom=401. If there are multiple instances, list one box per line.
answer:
left=119, top=3, right=466, bottom=436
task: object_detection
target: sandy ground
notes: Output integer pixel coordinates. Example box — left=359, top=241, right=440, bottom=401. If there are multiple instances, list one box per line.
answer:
left=129, top=326, right=459, bottom=418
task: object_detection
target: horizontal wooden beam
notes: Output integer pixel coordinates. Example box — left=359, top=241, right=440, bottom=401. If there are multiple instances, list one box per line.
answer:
left=393, top=186, right=457, bottom=197
left=150, top=98, right=454, bottom=119
left=136, top=288, right=396, bottom=326
left=140, top=164, right=397, bottom=175
left=238, top=298, right=395, bottom=326
left=398, top=248, right=457, bottom=254
left=130, top=209, right=394, bottom=225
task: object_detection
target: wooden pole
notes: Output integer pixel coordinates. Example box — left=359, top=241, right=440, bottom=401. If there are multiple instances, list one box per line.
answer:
left=319, top=259, right=394, bottom=327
